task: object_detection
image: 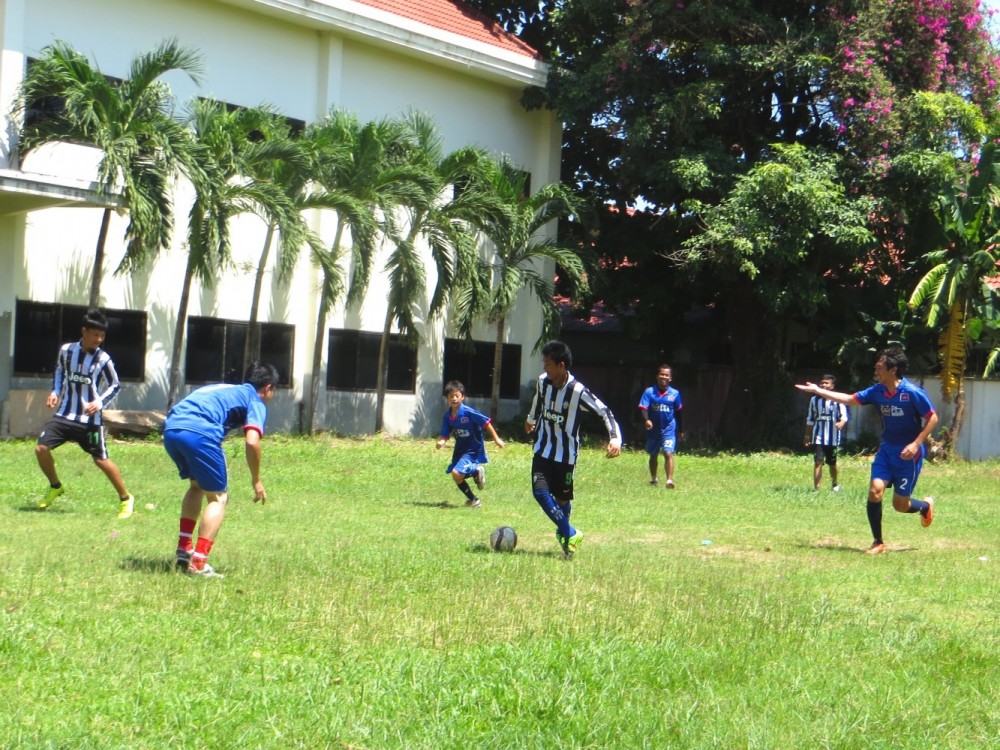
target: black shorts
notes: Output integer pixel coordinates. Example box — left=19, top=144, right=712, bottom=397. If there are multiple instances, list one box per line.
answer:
left=531, top=454, right=574, bottom=504
left=38, top=418, right=108, bottom=460
left=813, top=444, right=838, bottom=466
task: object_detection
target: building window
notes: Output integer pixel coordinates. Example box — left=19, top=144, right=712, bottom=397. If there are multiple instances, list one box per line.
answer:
left=13, top=300, right=146, bottom=381
left=185, top=316, right=293, bottom=386
left=443, top=338, right=521, bottom=399
left=327, top=329, right=416, bottom=393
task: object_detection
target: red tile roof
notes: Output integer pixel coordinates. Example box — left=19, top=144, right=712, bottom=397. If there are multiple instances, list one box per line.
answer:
left=350, top=0, right=540, bottom=59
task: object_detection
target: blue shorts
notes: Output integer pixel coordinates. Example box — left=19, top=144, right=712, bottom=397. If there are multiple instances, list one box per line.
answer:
left=646, top=432, right=677, bottom=456
left=446, top=453, right=480, bottom=477
left=163, top=429, right=228, bottom=493
left=871, top=443, right=923, bottom=498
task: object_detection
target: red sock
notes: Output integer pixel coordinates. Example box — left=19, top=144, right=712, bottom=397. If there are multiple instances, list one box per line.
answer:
left=178, top=518, right=197, bottom=553
left=191, top=536, right=214, bottom=571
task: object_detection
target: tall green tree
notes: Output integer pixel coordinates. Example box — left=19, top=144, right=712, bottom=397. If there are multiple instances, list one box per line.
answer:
left=302, top=112, right=416, bottom=434
left=458, top=155, right=589, bottom=418
left=908, top=142, right=1000, bottom=455
left=470, top=0, right=1000, bottom=446
left=167, top=100, right=304, bottom=408
left=371, top=111, right=494, bottom=432
left=15, top=39, right=203, bottom=307
left=240, top=114, right=314, bottom=376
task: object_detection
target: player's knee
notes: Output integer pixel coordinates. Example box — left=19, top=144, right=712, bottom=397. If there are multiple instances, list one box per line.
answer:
left=208, top=492, right=229, bottom=508
left=35, top=443, right=50, bottom=458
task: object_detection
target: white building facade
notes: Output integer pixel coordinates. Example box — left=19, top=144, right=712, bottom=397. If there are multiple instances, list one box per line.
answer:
left=0, top=0, right=561, bottom=437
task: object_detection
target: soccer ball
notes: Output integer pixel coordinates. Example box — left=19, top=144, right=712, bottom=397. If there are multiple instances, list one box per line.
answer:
left=489, top=526, right=518, bottom=552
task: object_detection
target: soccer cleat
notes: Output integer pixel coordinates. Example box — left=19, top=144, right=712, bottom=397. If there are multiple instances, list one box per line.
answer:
left=832, top=484, right=841, bottom=493
left=921, top=496, right=934, bottom=528
left=666, top=480, right=676, bottom=490
left=188, top=562, right=223, bottom=578
left=117, top=494, right=135, bottom=520
left=465, top=497, right=482, bottom=509
left=175, top=549, right=192, bottom=571
left=563, top=531, right=584, bottom=560
left=474, top=466, right=486, bottom=490
left=39, top=485, right=65, bottom=509
left=864, top=541, right=887, bottom=556
left=648, top=478, right=659, bottom=486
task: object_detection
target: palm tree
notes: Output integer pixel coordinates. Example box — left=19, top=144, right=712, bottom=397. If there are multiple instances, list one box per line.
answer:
left=908, top=142, right=1000, bottom=455
left=239, top=113, right=314, bottom=375
left=15, top=39, right=203, bottom=307
left=371, top=111, right=494, bottom=432
left=457, top=155, right=590, bottom=418
left=166, top=100, right=305, bottom=408
left=301, top=112, right=405, bottom=433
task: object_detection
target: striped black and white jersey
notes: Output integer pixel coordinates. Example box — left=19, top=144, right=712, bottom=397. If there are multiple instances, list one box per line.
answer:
left=806, top=395, right=848, bottom=447
left=526, top=372, right=621, bottom=466
left=51, top=341, right=121, bottom=425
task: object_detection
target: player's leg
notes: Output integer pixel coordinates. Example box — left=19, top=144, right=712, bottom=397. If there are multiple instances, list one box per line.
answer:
left=812, top=444, right=824, bottom=490
left=35, top=420, right=66, bottom=507
left=94, top=456, right=135, bottom=518
left=828, top=447, right=840, bottom=491
left=554, top=478, right=582, bottom=559
left=178, top=480, right=204, bottom=565
left=450, top=456, right=480, bottom=507
left=531, top=457, right=573, bottom=543
left=190, top=491, right=227, bottom=575
left=664, top=437, right=677, bottom=488
left=889, top=455, right=932, bottom=524
left=865, top=448, right=892, bottom=554
left=646, top=438, right=659, bottom=484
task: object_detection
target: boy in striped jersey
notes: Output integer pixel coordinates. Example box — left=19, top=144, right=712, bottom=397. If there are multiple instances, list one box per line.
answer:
left=804, top=374, right=848, bottom=492
left=34, top=308, right=135, bottom=518
left=525, top=340, right=622, bottom=559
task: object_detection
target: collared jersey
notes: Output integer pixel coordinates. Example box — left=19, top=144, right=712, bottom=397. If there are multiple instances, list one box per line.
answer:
left=854, top=377, right=935, bottom=446
left=639, top=385, right=682, bottom=436
left=806, top=396, right=848, bottom=446
left=165, top=383, right=268, bottom=443
left=440, top=403, right=491, bottom=464
left=526, top=372, right=621, bottom=466
left=51, top=340, right=121, bottom=425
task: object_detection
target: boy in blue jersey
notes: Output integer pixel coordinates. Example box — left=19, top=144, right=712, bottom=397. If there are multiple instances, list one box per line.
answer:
left=435, top=380, right=504, bottom=508
left=35, top=308, right=136, bottom=518
left=796, top=347, right=937, bottom=555
left=804, top=374, right=849, bottom=492
left=639, top=364, right=683, bottom=488
left=163, top=361, right=279, bottom=577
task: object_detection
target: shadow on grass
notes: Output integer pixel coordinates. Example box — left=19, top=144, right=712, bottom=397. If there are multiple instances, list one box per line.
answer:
left=466, top=542, right=564, bottom=558
left=16, top=505, right=73, bottom=513
left=406, top=500, right=458, bottom=509
left=120, top=556, right=188, bottom=574
left=803, top=540, right=918, bottom=554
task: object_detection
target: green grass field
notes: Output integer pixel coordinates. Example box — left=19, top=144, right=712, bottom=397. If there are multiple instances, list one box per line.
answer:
left=1, top=435, right=998, bottom=749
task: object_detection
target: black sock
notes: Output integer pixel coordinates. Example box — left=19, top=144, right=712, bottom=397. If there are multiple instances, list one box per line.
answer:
left=867, top=501, right=883, bottom=543
left=457, top=481, right=477, bottom=502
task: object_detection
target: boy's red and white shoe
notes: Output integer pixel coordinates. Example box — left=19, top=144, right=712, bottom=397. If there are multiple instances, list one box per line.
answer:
left=921, top=497, right=935, bottom=528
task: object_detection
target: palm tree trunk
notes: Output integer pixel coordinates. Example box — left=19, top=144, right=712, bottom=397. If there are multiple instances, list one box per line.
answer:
left=88, top=208, right=113, bottom=309
left=942, top=385, right=966, bottom=459
left=244, top=220, right=276, bottom=374
left=167, top=255, right=197, bottom=410
left=307, top=294, right=328, bottom=435
left=374, top=308, right=393, bottom=433
left=490, top=316, right=505, bottom=419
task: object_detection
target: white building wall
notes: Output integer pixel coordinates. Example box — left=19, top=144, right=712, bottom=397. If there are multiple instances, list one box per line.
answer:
left=0, top=0, right=561, bottom=437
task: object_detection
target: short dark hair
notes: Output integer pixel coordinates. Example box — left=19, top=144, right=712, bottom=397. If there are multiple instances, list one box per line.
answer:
left=444, top=380, right=465, bottom=396
left=658, top=364, right=672, bottom=374
left=821, top=373, right=837, bottom=385
left=245, top=361, right=280, bottom=391
left=82, top=308, right=107, bottom=331
left=542, top=340, right=572, bottom=368
left=879, top=347, right=907, bottom=378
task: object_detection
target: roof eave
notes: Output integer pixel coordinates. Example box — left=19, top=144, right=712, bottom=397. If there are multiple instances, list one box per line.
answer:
left=214, top=0, right=548, bottom=87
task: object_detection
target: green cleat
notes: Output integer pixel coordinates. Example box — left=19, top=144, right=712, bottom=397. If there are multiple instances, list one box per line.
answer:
left=117, top=494, right=135, bottom=520
left=563, top=531, right=584, bottom=560
left=39, top=485, right=65, bottom=509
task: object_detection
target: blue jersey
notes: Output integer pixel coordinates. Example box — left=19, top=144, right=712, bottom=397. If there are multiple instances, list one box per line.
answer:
left=639, top=386, right=682, bottom=437
left=854, top=378, right=935, bottom=447
left=440, top=403, right=491, bottom=465
left=165, top=383, right=268, bottom=443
